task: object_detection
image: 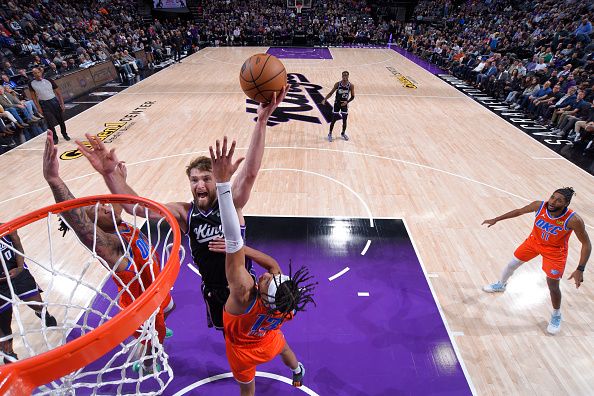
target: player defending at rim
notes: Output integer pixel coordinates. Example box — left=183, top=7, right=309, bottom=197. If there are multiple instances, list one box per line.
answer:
left=75, top=87, right=288, bottom=332
left=209, top=137, right=315, bottom=395
left=42, top=131, right=174, bottom=372
left=322, top=71, right=355, bottom=142
left=482, top=187, right=591, bottom=334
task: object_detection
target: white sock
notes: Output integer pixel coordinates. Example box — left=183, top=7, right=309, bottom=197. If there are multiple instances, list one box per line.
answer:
left=500, top=258, right=523, bottom=284
left=292, top=362, right=303, bottom=374
left=216, top=182, right=243, bottom=253
left=553, top=309, right=561, bottom=316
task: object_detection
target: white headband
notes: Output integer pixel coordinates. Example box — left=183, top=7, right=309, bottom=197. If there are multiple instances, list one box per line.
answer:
left=266, top=274, right=291, bottom=309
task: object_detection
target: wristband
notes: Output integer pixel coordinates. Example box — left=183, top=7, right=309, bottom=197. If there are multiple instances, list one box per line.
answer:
left=577, top=265, right=585, bottom=272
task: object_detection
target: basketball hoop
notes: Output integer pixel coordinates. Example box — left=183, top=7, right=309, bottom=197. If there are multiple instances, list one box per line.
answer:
left=0, top=195, right=181, bottom=395
left=296, top=4, right=302, bottom=14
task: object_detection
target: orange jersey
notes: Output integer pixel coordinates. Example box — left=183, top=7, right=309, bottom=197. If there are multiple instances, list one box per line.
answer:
left=223, top=297, right=292, bottom=382
left=113, top=222, right=170, bottom=342
left=224, top=297, right=292, bottom=347
left=529, top=201, right=576, bottom=250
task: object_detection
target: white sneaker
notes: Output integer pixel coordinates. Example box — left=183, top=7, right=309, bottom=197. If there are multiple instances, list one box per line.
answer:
left=483, top=281, right=506, bottom=293
left=547, top=313, right=562, bottom=335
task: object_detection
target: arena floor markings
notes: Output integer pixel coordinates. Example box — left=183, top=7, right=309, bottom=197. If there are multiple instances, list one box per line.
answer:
left=73, top=216, right=472, bottom=395
left=2, top=47, right=593, bottom=395
left=267, top=47, right=333, bottom=60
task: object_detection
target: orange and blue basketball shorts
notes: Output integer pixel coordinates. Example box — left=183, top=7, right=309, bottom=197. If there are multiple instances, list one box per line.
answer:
left=225, top=331, right=286, bottom=383
left=514, top=238, right=568, bottom=280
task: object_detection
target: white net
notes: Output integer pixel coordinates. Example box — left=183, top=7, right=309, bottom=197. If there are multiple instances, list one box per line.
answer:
left=0, top=199, right=183, bottom=395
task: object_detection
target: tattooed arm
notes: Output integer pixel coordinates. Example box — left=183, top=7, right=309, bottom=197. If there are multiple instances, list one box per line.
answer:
left=42, top=131, right=124, bottom=268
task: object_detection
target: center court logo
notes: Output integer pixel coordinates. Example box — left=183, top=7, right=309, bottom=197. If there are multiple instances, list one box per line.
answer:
left=60, top=101, right=156, bottom=160
left=245, top=73, right=334, bottom=127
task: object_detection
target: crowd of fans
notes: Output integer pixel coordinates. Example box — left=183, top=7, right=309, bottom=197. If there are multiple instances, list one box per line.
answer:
left=0, top=0, right=593, bottom=160
left=396, top=0, right=594, bottom=156
left=199, top=0, right=390, bottom=46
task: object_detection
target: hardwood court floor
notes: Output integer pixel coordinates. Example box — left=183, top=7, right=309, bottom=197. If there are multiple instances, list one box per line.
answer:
left=1, top=47, right=593, bottom=395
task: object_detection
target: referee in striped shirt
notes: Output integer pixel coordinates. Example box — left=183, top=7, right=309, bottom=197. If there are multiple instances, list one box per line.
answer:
left=28, top=67, right=70, bottom=144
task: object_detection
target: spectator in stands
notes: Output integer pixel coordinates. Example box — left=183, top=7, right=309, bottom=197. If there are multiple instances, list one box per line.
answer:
left=1, top=75, right=17, bottom=91
left=66, top=58, right=78, bottom=72
left=122, top=50, right=141, bottom=72
left=0, top=103, right=27, bottom=129
left=53, top=52, right=65, bottom=67
left=13, top=69, right=30, bottom=86
left=44, top=63, right=59, bottom=78
left=554, top=96, right=592, bottom=138
left=0, top=118, right=18, bottom=154
left=2, top=62, right=17, bottom=78
left=172, top=30, right=183, bottom=63
left=113, top=52, right=135, bottom=80
left=0, top=86, right=40, bottom=124
left=574, top=17, right=592, bottom=44
left=548, top=87, right=580, bottom=126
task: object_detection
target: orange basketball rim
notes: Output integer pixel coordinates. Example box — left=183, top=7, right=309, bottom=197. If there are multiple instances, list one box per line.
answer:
left=0, top=195, right=181, bottom=395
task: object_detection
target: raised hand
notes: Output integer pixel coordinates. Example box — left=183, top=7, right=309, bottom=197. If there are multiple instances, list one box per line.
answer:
left=76, top=134, right=120, bottom=176
left=42, top=130, right=60, bottom=183
left=482, top=219, right=497, bottom=227
left=208, top=136, right=245, bottom=183
left=115, top=161, right=128, bottom=180
left=257, top=84, right=290, bottom=121
left=208, top=237, right=227, bottom=253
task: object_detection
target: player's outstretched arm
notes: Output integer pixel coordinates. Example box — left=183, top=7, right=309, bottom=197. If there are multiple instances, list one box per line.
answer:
left=567, top=214, right=591, bottom=288
left=482, top=200, right=542, bottom=227
left=209, top=137, right=254, bottom=314
left=43, top=131, right=124, bottom=267
left=76, top=134, right=189, bottom=231
left=208, top=238, right=281, bottom=274
left=232, top=84, right=289, bottom=210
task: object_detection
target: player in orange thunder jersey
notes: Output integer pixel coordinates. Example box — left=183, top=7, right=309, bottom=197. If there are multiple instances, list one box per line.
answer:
left=482, top=187, right=591, bottom=334
left=42, top=130, right=174, bottom=372
left=209, top=137, right=316, bottom=396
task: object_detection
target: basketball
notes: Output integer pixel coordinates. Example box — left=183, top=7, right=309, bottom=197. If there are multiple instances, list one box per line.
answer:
left=239, top=53, right=287, bottom=103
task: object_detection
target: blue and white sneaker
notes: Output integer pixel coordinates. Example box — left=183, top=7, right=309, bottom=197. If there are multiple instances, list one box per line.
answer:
left=483, top=281, right=506, bottom=293
left=292, top=362, right=305, bottom=387
left=547, top=313, right=562, bottom=335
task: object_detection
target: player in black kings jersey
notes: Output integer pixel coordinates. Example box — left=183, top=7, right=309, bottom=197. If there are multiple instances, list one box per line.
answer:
left=0, top=228, right=57, bottom=363
left=77, top=85, right=289, bottom=331
left=322, top=71, right=355, bottom=142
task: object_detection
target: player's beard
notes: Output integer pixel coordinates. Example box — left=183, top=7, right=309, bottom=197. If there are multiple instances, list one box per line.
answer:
left=547, top=202, right=564, bottom=213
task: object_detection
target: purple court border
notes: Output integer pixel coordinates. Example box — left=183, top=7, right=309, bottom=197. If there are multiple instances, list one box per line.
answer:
left=50, top=216, right=475, bottom=395
left=267, top=44, right=446, bottom=74
left=266, top=47, right=332, bottom=59
left=386, top=44, right=446, bottom=75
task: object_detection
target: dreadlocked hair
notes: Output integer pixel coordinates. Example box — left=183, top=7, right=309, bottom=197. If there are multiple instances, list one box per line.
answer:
left=265, top=262, right=317, bottom=321
left=554, top=187, right=576, bottom=205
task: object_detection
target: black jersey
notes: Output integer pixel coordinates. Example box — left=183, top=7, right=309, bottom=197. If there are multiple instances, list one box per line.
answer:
left=334, top=81, right=351, bottom=103
left=0, top=235, right=18, bottom=277
left=186, top=201, right=252, bottom=287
